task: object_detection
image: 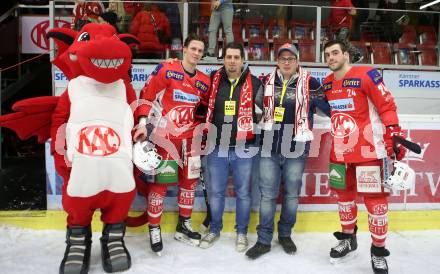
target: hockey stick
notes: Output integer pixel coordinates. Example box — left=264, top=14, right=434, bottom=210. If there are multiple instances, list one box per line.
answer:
left=199, top=166, right=211, bottom=231
left=393, top=135, right=421, bottom=154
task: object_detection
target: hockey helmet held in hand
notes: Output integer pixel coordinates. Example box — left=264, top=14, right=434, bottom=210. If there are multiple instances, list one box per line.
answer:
left=133, top=141, right=162, bottom=172
left=384, top=161, right=415, bottom=190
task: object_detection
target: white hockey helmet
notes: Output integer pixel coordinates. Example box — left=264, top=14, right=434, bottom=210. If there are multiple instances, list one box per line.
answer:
left=384, top=161, right=415, bottom=191
left=133, top=141, right=162, bottom=172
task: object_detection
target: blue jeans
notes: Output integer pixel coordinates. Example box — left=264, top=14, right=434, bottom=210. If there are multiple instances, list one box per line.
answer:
left=257, top=153, right=307, bottom=245
left=207, top=146, right=253, bottom=235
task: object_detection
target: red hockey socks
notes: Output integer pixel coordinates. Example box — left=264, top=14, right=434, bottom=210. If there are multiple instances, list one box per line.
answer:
left=178, top=179, right=197, bottom=218
left=147, top=184, right=167, bottom=226
left=365, top=196, right=388, bottom=247
left=336, top=190, right=358, bottom=234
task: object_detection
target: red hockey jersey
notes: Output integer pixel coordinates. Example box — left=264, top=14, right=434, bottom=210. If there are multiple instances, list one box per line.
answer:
left=138, top=61, right=210, bottom=139
left=323, top=66, right=399, bottom=163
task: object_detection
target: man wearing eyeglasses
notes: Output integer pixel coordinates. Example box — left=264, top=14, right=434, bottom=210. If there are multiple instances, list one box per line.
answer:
left=246, top=43, right=330, bottom=259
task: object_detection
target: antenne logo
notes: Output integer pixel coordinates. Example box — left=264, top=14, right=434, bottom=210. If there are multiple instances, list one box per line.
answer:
left=31, top=19, right=71, bottom=50
left=76, top=125, right=121, bottom=156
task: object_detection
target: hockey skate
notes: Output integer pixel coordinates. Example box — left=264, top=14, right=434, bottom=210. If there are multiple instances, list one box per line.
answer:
left=59, top=226, right=92, bottom=274
left=174, top=215, right=201, bottom=246
left=330, top=226, right=358, bottom=264
left=100, top=223, right=131, bottom=273
left=371, top=245, right=390, bottom=274
left=149, top=225, right=163, bottom=256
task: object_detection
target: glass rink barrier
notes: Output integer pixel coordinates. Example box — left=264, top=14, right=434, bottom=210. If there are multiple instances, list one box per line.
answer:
left=17, top=1, right=440, bottom=211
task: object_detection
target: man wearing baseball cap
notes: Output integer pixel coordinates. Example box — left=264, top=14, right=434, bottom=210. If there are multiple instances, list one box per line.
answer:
left=246, top=43, right=330, bottom=259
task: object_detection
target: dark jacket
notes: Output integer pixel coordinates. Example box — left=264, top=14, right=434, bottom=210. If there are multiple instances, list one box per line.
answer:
left=210, top=64, right=264, bottom=147
left=261, top=72, right=330, bottom=155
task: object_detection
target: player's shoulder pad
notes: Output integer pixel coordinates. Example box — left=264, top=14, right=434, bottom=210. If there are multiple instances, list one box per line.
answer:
left=365, top=67, right=383, bottom=85
left=322, top=74, right=334, bottom=92
left=195, top=70, right=210, bottom=93
left=151, top=63, right=164, bottom=76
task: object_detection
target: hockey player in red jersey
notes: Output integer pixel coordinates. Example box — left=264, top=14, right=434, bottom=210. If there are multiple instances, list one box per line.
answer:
left=322, top=40, right=407, bottom=274
left=133, top=34, right=210, bottom=255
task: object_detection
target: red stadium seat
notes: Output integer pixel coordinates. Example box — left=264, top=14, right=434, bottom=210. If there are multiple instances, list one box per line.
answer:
left=268, top=19, right=287, bottom=40
left=247, top=38, right=269, bottom=61
left=243, top=17, right=265, bottom=40
left=418, top=25, right=437, bottom=45
left=297, top=40, right=316, bottom=62
left=232, top=20, right=243, bottom=43
left=290, top=20, right=314, bottom=41
left=394, top=43, right=416, bottom=65
left=399, top=25, right=417, bottom=44
left=371, top=42, right=393, bottom=64
left=416, top=44, right=438, bottom=66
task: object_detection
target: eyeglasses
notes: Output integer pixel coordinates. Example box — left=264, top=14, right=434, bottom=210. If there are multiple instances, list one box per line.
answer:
left=278, top=57, right=297, bottom=63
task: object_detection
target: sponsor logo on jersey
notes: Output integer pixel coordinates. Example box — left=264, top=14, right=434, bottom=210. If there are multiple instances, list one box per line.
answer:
left=356, top=166, right=382, bottom=193
left=195, top=80, right=208, bottom=93
left=342, top=78, right=361, bottom=88
left=173, top=89, right=200, bottom=103
left=329, top=98, right=355, bottom=112
left=151, top=63, right=163, bottom=75
left=76, top=125, right=120, bottom=156
left=323, top=82, right=332, bottom=91
left=166, top=70, right=184, bottom=81
left=168, top=106, right=195, bottom=128
left=330, top=113, right=357, bottom=138
left=367, top=69, right=383, bottom=85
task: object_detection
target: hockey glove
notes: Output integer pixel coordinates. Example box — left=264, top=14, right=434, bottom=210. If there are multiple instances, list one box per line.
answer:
left=384, top=125, right=407, bottom=161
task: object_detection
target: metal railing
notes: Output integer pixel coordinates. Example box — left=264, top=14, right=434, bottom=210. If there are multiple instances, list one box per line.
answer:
left=5, top=1, right=434, bottom=69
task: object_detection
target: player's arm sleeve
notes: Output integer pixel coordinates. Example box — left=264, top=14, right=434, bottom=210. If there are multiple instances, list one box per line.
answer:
left=365, top=68, right=399, bottom=126
left=137, top=63, right=168, bottom=120
left=309, top=77, right=331, bottom=117
left=195, top=78, right=210, bottom=120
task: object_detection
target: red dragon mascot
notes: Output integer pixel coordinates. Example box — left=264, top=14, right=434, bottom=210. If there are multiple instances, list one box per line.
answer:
left=0, top=23, right=139, bottom=274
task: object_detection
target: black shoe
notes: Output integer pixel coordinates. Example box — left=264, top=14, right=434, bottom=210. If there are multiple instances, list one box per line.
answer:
left=203, top=53, right=217, bottom=60
left=149, top=225, right=163, bottom=256
left=352, top=53, right=364, bottom=64
left=245, top=242, right=271, bottom=260
left=100, top=223, right=131, bottom=273
left=371, top=245, right=390, bottom=274
left=59, top=226, right=92, bottom=274
left=330, top=226, right=358, bottom=263
left=278, top=236, right=297, bottom=254
left=175, top=215, right=201, bottom=246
